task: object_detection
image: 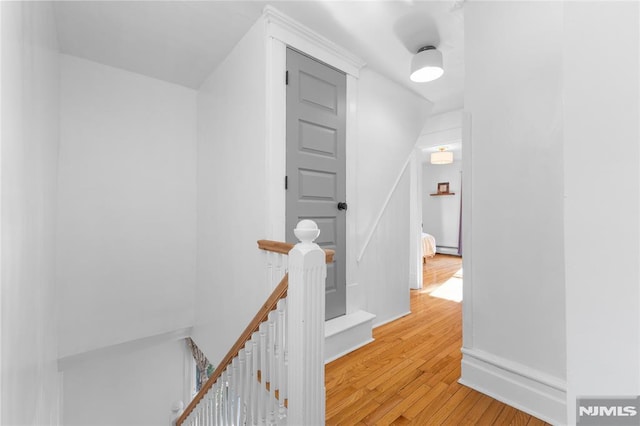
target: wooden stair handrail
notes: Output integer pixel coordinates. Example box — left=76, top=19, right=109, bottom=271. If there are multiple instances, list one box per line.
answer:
left=257, top=239, right=335, bottom=263
left=177, top=274, right=289, bottom=426
left=178, top=239, right=333, bottom=425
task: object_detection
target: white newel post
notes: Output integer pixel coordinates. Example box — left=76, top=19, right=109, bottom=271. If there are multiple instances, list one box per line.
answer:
left=287, top=220, right=327, bottom=426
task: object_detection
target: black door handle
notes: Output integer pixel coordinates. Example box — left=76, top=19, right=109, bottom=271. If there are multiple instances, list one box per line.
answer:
left=337, top=202, right=348, bottom=211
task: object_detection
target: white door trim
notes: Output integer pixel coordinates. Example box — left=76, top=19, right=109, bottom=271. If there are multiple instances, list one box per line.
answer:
left=263, top=6, right=364, bottom=313
left=263, top=6, right=365, bottom=78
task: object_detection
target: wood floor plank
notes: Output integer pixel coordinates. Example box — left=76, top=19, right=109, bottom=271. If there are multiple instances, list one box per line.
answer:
left=436, top=388, right=484, bottom=425
left=376, top=383, right=433, bottom=424
left=361, top=394, right=405, bottom=425
left=390, top=416, right=412, bottom=425
left=527, top=416, right=549, bottom=426
left=474, top=399, right=508, bottom=425
left=494, top=405, right=519, bottom=425
left=403, top=381, right=450, bottom=419
left=410, top=382, right=465, bottom=424
left=326, top=385, right=369, bottom=419
left=459, top=393, right=495, bottom=425
left=510, top=410, right=533, bottom=425
left=424, top=385, right=473, bottom=424
left=325, top=254, right=551, bottom=426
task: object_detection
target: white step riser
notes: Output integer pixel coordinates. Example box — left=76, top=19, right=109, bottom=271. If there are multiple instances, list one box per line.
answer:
left=324, top=311, right=375, bottom=364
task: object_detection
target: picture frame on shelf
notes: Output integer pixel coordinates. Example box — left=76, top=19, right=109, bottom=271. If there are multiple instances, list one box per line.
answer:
left=437, top=182, right=450, bottom=194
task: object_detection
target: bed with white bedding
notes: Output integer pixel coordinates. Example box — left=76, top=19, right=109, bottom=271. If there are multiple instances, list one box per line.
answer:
left=422, top=232, right=436, bottom=262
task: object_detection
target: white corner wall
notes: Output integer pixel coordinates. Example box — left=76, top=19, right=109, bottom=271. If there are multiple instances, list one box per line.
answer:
left=57, top=55, right=198, bottom=358
left=62, top=338, right=190, bottom=426
left=462, top=2, right=566, bottom=424
left=563, top=2, right=639, bottom=424
left=0, top=1, right=62, bottom=423
left=355, top=68, right=432, bottom=326
left=193, top=18, right=268, bottom=364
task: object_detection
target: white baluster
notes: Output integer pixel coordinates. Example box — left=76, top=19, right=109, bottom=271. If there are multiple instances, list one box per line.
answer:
left=238, top=349, right=246, bottom=425
left=267, top=311, right=277, bottom=425
left=275, top=253, right=286, bottom=289
left=265, top=251, right=274, bottom=293
left=211, top=385, right=216, bottom=426
left=264, top=249, right=289, bottom=294
left=202, top=390, right=207, bottom=426
left=233, top=357, right=241, bottom=426
left=240, top=350, right=251, bottom=425
left=273, top=303, right=282, bottom=421
left=258, top=322, right=267, bottom=425
left=214, top=379, right=222, bottom=426
left=243, top=339, right=252, bottom=425
left=203, top=389, right=209, bottom=426
left=276, top=299, right=287, bottom=421
left=221, top=370, right=229, bottom=426
left=248, top=334, right=257, bottom=425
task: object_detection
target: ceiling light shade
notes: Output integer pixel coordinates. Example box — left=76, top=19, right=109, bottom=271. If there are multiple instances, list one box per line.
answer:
left=431, top=147, right=453, bottom=165
left=410, top=46, right=444, bottom=83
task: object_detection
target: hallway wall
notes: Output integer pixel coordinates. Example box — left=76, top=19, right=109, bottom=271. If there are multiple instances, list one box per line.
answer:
left=57, top=55, right=198, bottom=358
left=464, top=2, right=640, bottom=424
left=354, top=68, right=432, bottom=326
left=0, top=2, right=62, bottom=423
left=563, top=2, right=640, bottom=423
left=63, top=338, right=190, bottom=426
left=193, top=18, right=268, bottom=365
left=463, top=1, right=566, bottom=423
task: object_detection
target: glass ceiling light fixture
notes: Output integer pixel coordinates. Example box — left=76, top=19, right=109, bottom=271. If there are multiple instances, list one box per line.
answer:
left=431, top=147, right=453, bottom=165
left=410, top=46, right=444, bottom=83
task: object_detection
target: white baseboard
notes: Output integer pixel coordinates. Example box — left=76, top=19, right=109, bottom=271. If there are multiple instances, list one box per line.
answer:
left=436, top=246, right=460, bottom=256
left=459, top=348, right=567, bottom=425
left=372, top=310, right=411, bottom=329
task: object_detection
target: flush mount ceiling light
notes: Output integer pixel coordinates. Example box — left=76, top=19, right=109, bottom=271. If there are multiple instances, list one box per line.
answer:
left=410, top=46, right=444, bottom=83
left=431, top=147, right=453, bottom=165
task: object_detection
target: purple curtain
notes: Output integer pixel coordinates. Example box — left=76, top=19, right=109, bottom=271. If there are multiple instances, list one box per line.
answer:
left=458, top=173, right=463, bottom=256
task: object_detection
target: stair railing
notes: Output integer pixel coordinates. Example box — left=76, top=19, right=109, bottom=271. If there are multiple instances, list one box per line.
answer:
left=177, top=220, right=333, bottom=426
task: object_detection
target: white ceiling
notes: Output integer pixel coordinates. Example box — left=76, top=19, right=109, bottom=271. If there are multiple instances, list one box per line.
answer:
left=53, top=1, right=464, bottom=113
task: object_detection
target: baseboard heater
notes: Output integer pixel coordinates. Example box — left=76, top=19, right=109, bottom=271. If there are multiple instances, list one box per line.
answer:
left=436, top=246, right=461, bottom=256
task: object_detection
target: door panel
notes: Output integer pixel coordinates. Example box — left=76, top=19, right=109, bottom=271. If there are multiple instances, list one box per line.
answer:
left=299, top=121, right=337, bottom=157
left=286, top=48, right=346, bottom=320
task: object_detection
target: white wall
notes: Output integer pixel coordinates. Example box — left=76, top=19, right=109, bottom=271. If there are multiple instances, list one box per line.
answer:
left=355, top=68, right=432, bottom=326
left=463, top=1, right=566, bottom=423
left=193, top=19, right=268, bottom=364
left=465, top=3, right=640, bottom=424
left=355, top=69, right=432, bottom=241
left=0, top=2, right=62, bottom=423
left=57, top=55, right=198, bottom=358
left=422, top=161, right=461, bottom=251
left=563, top=2, right=639, bottom=424
left=63, top=338, right=190, bottom=426
left=419, top=109, right=463, bottom=149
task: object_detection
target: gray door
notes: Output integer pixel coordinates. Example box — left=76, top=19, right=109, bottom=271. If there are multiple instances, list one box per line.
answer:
left=286, top=48, right=347, bottom=320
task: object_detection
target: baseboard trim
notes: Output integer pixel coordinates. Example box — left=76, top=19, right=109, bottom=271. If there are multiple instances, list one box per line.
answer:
left=460, top=348, right=567, bottom=425
left=372, top=310, right=412, bottom=329
left=325, top=338, right=375, bottom=364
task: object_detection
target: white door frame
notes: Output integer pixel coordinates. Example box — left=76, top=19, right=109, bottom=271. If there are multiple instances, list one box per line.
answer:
left=263, top=6, right=365, bottom=313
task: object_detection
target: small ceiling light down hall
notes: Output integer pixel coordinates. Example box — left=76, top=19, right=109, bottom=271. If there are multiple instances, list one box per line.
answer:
left=410, top=46, right=444, bottom=83
left=431, top=147, right=453, bottom=165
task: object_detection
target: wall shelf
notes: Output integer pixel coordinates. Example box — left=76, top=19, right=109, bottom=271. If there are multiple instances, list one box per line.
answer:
left=430, top=192, right=455, bottom=196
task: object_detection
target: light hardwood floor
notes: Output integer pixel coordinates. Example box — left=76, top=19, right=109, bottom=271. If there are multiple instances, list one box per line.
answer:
left=325, top=254, right=551, bottom=425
